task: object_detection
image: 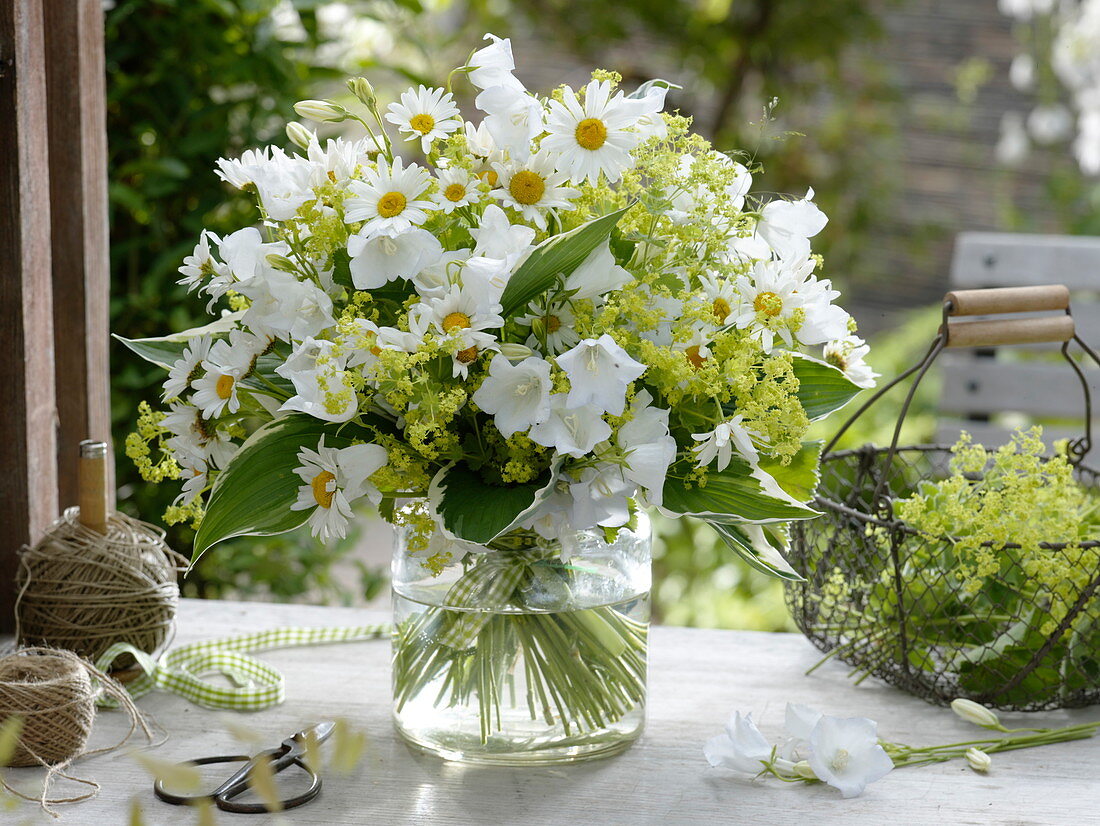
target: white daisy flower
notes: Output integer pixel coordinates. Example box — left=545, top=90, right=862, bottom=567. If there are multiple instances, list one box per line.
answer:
left=163, top=336, right=212, bottom=401
left=491, top=151, right=580, bottom=230
left=344, top=157, right=433, bottom=238
left=190, top=331, right=267, bottom=419
left=214, top=147, right=274, bottom=189
left=385, top=86, right=462, bottom=153
left=824, top=335, right=878, bottom=389
left=700, top=272, right=737, bottom=326
left=518, top=302, right=580, bottom=355
left=542, top=80, right=645, bottom=185
left=177, top=230, right=226, bottom=293
left=470, top=354, right=553, bottom=438
left=732, top=258, right=814, bottom=352
left=174, top=459, right=209, bottom=507
left=290, top=437, right=388, bottom=542
left=555, top=334, right=646, bottom=416
left=413, top=283, right=505, bottom=343
left=162, top=402, right=237, bottom=468
left=691, top=414, right=761, bottom=472
left=431, top=166, right=476, bottom=213
left=671, top=326, right=713, bottom=371
left=464, top=121, right=508, bottom=187
left=449, top=330, right=499, bottom=379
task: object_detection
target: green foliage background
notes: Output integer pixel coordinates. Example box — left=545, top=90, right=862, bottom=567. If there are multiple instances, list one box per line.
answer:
left=105, top=0, right=909, bottom=622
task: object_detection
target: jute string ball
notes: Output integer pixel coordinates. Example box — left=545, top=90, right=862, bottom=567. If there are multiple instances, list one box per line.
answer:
left=15, top=507, right=189, bottom=663
left=0, top=647, right=154, bottom=816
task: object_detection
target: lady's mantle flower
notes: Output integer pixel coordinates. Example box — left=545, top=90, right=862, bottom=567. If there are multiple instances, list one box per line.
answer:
left=555, top=334, right=646, bottom=416
left=806, top=716, right=894, bottom=799
left=691, top=414, right=761, bottom=471
left=470, top=354, right=552, bottom=438
left=704, top=712, right=772, bottom=774
left=345, top=157, right=434, bottom=238
left=824, top=335, right=878, bottom=389
left=385, top=86, right=462, bottom=153
left=492, top=151, right=580, bottom=230
left=542, top=80, right=645, bottom=185
left=291, top=437, right=388, bottom=542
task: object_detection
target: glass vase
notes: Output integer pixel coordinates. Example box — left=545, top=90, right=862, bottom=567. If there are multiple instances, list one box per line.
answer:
left=391, top=511, right=651, bottom=765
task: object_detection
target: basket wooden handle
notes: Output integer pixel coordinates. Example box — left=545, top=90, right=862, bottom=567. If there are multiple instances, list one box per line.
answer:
left=944, top=315, right=1075, bottom=348
left=945, top=285, right=1070, bottom=316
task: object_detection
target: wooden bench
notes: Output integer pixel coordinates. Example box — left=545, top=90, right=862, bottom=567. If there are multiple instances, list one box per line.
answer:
left=937, top=232, right=1100, bottom=448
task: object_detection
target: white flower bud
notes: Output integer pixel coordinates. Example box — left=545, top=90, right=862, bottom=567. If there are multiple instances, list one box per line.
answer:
left=951, top=699, right=1002, bottom=730
left=498, top=342, right=534, bottom=361
left=285, top=121, right=313, bottom=150
left=293, top=99, right=348, bottom=123
left=347, top=77, right=376, bottom=107
left=793, top=760, right=818, bottom=780
left=965, top=747, right=992, bottom=773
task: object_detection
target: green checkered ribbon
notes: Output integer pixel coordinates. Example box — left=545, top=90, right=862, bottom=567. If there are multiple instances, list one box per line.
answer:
left=94, top=625, right=389, bottom=711
left=437, top=549, right=559, bottom=650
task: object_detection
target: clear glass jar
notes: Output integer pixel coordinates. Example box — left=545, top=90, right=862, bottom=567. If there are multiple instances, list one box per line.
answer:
left=391, top=511, right=651, bottom=765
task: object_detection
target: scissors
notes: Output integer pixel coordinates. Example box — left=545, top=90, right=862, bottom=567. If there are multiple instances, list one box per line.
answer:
left=153, top=721, right=335, bottom=814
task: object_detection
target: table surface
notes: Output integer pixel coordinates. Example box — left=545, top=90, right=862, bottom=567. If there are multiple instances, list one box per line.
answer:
left=3, top=598, right=1098, bottom=826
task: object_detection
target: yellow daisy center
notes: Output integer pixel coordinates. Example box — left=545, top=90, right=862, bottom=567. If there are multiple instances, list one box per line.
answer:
left=311, top=470, right=336, bottom=509
left=443, top=312, right=472, bottom=332
left=456, top=345, right=479, bottom=364
left=444, top=183, right=467, bottom=203
left=713, top=297, right=731, bottom=321
left=377, top=191, right=407, bottom=218
left=575, top=117, right=608, bottom=150
left=479, top=168, right=499, bottom=187
left=685, top=345, right=706, bottom=369
left=753, top=291, right=783, bottom=317
left=410, top=113, right=435, bottom=134
left=508, top=170, right=546, bottom=205
left=827, top=351, right=847, bottom=371
left=215, top=374, right=235, bottom=400
left=546, top=314, right=562, bottom=334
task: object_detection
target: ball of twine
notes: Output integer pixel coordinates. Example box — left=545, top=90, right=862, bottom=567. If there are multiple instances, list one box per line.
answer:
left=0, top=646, right=154, bottom=816
left=0, top=648, right=95, bottom=768
left=15, top=508, right=189, bottom=663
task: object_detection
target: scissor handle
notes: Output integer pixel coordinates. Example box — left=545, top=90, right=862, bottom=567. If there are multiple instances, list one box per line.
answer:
left=153, top=752, right=323, bottom=814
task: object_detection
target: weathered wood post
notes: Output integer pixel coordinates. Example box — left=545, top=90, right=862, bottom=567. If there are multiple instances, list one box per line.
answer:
left=0, top=0, right=110, bottom=633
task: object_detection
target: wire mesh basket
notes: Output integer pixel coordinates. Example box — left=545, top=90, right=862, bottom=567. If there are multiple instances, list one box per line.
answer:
left=785, top=285, right=1100, bottom=711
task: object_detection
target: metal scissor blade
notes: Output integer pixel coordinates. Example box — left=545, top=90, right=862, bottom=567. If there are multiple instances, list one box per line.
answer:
left=287, top=721, right=336, bottom=750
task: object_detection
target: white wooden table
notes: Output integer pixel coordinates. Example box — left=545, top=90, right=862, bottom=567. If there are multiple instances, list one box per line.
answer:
left=4, top=599, right=1098, bottom=825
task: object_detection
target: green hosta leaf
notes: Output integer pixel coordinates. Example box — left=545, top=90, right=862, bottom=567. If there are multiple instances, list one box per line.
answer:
left=791, top=353, right=863, bottom=421
left=113, top=311, right=245, bottom=370
left=429, top=459, right=562, bottom=545
left=661, top=458, right=820, bottom=524
left=192, top=414, right=368, bottom=563
left=499, top=205, right=632, bottom=317
left=758, top=441, right=823, bottom=503
left=708, top=520, right=804, bottom=581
